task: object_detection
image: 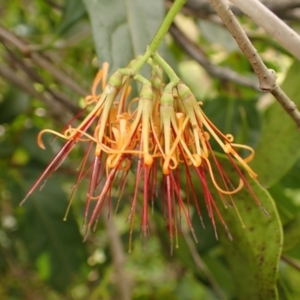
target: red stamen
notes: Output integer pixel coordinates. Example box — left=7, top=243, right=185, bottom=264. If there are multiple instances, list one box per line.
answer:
left=127, top=155, right=143, bottom=253
left=20, top=138, right=76, bottom=206
left=141, top=163, right=150, bottom=238
left=84, top=154, right=101, bottom=226
left=179, top=148, right=204, bottom=226
left=64, top=140, right=94, bottom=222
left=86, top=157, right=123, bottom=234
left=169, top=171, right=198, bottom=243
left=166, top=174, right=174, bottom=254
left=227, top=154, right=269, bottom=216
left=194, top=166, right=219, bottom=239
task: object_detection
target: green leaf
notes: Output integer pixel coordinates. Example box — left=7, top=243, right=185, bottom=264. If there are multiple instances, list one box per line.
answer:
left=82, top=0, right=165, bottom=72
left=283, top=213, right=300, bottom=252
left=277, top=274, right=294, bottom=300
left=20, top=127, right=57, bottom=165
left=280, top=158, right=300, bottom=189
left=251, top=60, right=300, bottom=187
left=202, top=253, right=235, bottom=298
left=0, top=88, right=30, bottom=123
left=203, top=97, right=262, bottom=147
left=278, top=258, right=300, bottom=299
left=18, top=169, right=88, bottom=291
left=198, top=20, right=238, bottom=53
left=213, top=155, right=283, bottom=300
left=57, top=0, right=86, bottom=36
left=268, top=184, right=300, bottom=224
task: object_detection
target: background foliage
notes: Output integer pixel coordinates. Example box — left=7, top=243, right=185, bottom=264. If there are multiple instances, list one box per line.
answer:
left=1, top=0, right=300, bottom=299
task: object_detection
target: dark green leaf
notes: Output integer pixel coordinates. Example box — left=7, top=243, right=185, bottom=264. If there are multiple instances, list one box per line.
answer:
left=0, top=88, right=30, bottom=123
left=213, top=154, right=282, bottom=300
left=198, top=20, right=238, bottom=53
left=268, top=184, right=300, bottom=224
left=82, top=0, right=165, bottom=72
left=20, top=127, right=57, bottom=165
left=204, top=97, right=262, bottom=147
left=251, top=60, right=300, bottom=187
left=280, top=158, right=300, bottom=189
left=57, top=0, right=86, bottom=36
left=18, top=169, right=87, bottom=291
left=283, top=213, right=300, bottom=252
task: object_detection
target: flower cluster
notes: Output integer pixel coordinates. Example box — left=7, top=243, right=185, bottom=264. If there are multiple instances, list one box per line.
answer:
left=22, top=59, right=266, bottom=253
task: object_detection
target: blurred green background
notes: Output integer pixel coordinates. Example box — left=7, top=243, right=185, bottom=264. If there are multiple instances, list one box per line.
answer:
left=1, top=1, right=300, bottom=299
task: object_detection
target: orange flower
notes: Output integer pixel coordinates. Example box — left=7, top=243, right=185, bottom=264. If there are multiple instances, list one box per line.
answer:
left=21, top=62, right=267, bottom=253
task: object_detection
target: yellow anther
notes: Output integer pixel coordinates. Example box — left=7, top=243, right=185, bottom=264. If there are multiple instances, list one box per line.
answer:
left=192, top=154, right=202, bottom=167
left=144, top=154, right=153, bottom=166
left=224, top=143, right=232, bottom=154
left=225, top=134, right=234, bottom=142
left=203, top=131, right=210, bottom=140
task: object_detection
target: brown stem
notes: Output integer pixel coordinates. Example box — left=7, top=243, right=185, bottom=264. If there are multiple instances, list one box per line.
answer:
left=182, top=228, right=226, bottom=300
left=169, top=23, right=260, bottom=91
left=0, top=63, right=67, bottom=123
left=3, top=47, right=79, bottom=115
left=281, top=254, right=300, bottom=271
left=101, top=207, right=131, bottom=300
left=0, top=24, right=88, bottom=97
left=208, top=0, right=300, bottom=128
left=230, top=0, right=300, bottom=60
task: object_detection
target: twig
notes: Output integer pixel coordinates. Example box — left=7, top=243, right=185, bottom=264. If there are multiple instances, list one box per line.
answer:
left=281, top=254, right=300, bottom=272
left=230, top=0, right=300, bottom=61
left=265, top=0, right=300, bottom=12
left=182, top=228, right=226, bottom=300
left=208, top=0, right=300, bottom=128
left=183, top=0, right=239, bottom=15
left=271, top=87, right=300, bottom=127
left=30, top=52, right=89, bottom=97
left=182, top=0, right=300, bottom=19
left=169, top=23, right=260, bottom=91
left=3, top=46, right=80, bottom=115
left=101, top=207, right=131, bottom=300
left=0, top=63, right=68, bottom=124
left=0, top=24, right=88, bottom=97
left=45, top=0, right=63, bottom=10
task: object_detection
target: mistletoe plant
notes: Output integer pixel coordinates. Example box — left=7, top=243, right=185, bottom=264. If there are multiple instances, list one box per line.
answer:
left=21, top=0, right=270, bottom=254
